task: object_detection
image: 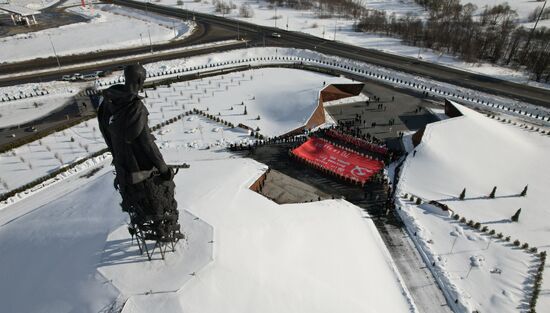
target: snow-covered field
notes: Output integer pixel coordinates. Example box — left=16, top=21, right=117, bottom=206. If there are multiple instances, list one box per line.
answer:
left=145, top=68, right=353, bottom=137
left=0, top=145, right=417, bottom=313
left=0, top=3, right=195, bottom=63
left=0, top=119, right=106, bottom=194
left=0, top=68, right=352, bottom=194
left=139, top=0, right=550, bottom=89
left=2, top=46, right=548, bottom=143
left=395, top=101, right=550, bottom=313
left=0, top=65, right=417, bottom=313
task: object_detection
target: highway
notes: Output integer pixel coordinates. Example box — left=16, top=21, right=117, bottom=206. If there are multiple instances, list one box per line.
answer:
left=104, top=0, right=550, bottom=109
left=0, top=20, right=243, bottom=86
left=2, top=0, right=549, bottom=108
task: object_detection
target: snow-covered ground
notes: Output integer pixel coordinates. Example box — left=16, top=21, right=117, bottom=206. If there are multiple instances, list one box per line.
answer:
left=140, top=0, right=550, bottom=89
left=462, top=0, right=550, bottom=28
left=3, top=46, right=548, bottom=140
left=0, top=119, right=106, bottom=194
left=0, top=3, right=195, bottom=63
left=155, top=114, right=256, bottom=159
left=6, top=0, right=60, bottom=10
left=396, top=101, right=550, bottom=312
left=0, top=64, right=417, bottom=313
left=0, top=68, right=352, bottom=194
left=0, top=148, right=417, bottom=313
left=145, top=68, right=353, bottom=137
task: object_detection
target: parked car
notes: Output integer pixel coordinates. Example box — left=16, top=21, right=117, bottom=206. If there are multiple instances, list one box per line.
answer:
left=61, top=75, right=72, bottom=81
left=94, top=70, right=109, bottom=77
left=82, top=73, right=98, bottom=81
left=70, top=73, right=84, bottom=81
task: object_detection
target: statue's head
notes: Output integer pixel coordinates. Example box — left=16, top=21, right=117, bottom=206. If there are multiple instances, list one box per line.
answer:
left=124, top=64, right=147, bottom=95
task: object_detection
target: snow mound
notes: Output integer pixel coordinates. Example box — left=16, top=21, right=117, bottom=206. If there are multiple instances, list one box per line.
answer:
left=469, top=255, right=485, bottom=267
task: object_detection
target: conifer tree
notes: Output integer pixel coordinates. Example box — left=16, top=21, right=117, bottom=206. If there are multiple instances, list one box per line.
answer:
left=520, top=185, right=528, bottom=197
left=459, top=188, right=466, bottom=200
left=489, top=186, right=497, bottom=198
left=511, top=208, right=522, bottom=222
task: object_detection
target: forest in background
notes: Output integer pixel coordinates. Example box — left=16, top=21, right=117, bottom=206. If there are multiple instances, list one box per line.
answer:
left=263, top=0, right=550, bottom=82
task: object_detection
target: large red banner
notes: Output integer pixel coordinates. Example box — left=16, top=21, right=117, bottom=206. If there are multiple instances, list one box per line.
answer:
left=292, top=137, right=383, bottom=184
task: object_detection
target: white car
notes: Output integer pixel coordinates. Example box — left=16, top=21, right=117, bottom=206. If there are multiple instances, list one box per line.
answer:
left=61, top=75, right=71, bottom=81
left=71, top=73, right=84, bottom=81
left=271, top=32, right=281, bottom=38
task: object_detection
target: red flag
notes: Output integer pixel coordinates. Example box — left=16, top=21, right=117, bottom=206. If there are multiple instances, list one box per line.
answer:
left=292, top=137, right=383, bottom=184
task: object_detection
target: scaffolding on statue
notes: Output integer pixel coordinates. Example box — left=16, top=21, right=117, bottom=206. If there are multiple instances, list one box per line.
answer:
left=127, top=210, right=183, bottom=261
left=122, top=164, right=190, bottom=261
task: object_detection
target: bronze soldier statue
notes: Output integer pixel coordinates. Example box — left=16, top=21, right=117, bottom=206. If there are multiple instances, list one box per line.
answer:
left=97, top=64, right=183, bottom=258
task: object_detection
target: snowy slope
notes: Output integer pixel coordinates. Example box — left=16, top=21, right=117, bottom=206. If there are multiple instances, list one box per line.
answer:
left=0, top=156, right=416, bottom=313
left=144, top=68, right=354, bottom=137
left=0, top=119, right=106, bottom=194
left=397, top=100, right=550, bottom=312
left=0, top=164, right=123, bottom=313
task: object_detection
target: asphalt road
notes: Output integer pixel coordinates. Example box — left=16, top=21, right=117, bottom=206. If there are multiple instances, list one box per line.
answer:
left=4, top=0, right=549, bottom=109
left=0, top=94, right=95, bottom=148
left=105, top=0, right=550, bottom=109
left=0, top=20, right=240, bottom=86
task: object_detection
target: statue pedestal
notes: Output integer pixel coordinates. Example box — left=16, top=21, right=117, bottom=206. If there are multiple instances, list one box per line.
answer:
left=98, top=210, right=213, bottom=295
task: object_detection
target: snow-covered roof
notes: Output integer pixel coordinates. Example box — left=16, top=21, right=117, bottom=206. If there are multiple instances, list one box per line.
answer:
left=397, top=100, right=550, bottom=312
left=0, top=157, right=416, bottom=313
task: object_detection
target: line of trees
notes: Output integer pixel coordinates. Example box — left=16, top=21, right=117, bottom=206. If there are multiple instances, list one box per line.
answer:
left=264, top=0, right=550, bottom=82
left=356, top=0, right=550, bottom=82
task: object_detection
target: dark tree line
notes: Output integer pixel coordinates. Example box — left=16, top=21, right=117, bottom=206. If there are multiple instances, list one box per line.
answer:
left=262, top=0, right=550, bottom=81
left=356, top=0, right=550, bottom=82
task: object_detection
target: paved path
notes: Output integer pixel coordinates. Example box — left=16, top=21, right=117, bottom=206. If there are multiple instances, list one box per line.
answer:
left=249, top=144, right=453, bottom=313
left=259, top=169, right=332, bottom=204
left=377, top=216, right=453, bottom=313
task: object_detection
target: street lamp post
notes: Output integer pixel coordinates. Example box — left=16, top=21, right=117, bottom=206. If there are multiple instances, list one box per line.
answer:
left=148, top=26, right=153, bottom=53
left=47, top=34, right=61, bottom=68
left=522, top=0, right=547, bottom=64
